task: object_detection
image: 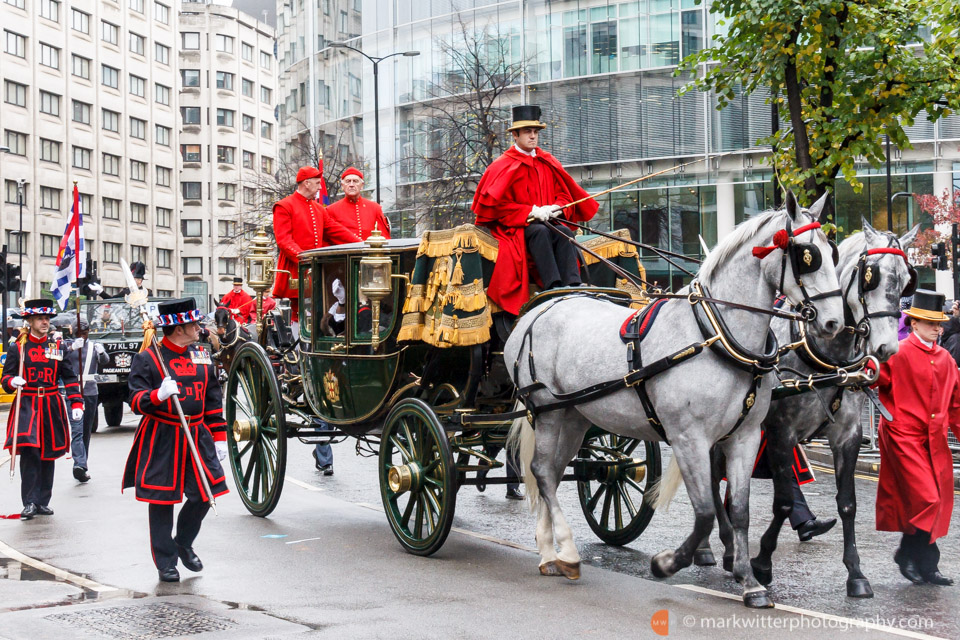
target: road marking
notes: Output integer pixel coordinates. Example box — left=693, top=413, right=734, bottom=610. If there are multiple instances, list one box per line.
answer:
left=0, top=540, right=118, bottom=593
left=812, top=463, right=960, bottom=496
left=287, top=477, right=324, bottom=492
left=285, top=537, right=324, bottom=545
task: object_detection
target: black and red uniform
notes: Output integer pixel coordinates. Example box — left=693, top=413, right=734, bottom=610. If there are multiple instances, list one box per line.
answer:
left=2, top=332, right=82, bottom=508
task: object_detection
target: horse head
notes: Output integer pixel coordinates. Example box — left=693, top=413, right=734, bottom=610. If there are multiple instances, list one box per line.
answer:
left=214, top=306, right=232, bottom=336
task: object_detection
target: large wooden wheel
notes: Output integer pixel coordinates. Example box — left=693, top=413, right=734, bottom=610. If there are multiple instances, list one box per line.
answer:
left=577, top=432, right=661, bottom=546
left=379, top=399, right=456, bottom=556
left=225, top=342, right=287, bottom=517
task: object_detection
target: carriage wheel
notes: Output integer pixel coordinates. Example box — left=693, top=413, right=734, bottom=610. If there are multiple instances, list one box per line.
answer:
left=379, top=399, right=456, bottom=556
left=577, top=432, right=661, bottom=546
left=225, top=342, right=287, bottom=517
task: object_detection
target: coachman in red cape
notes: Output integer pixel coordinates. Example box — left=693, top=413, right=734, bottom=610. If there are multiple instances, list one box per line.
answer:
left=874, top=290, right=960, bottom=586
left=472, top=105, right=598, bottom=315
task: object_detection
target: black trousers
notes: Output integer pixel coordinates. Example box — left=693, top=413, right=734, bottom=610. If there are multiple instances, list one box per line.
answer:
left=525, top=222, right=581, bottom=289
left=902, top=530, right=941, bottom=573
left=788, top=475, right=815, bottom=529
left=147, top=469, right=210, bottom=570
left=20, top=447, right=56, bottom=507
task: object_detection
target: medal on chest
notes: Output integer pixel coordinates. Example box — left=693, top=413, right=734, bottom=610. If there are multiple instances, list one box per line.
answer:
left=189, top=346, right=212, bottom=365
left=44, top=345, right=63, bottom=361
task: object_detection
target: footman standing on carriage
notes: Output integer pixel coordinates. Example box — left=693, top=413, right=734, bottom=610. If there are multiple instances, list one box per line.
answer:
left=122, top=297, right=229, bottom=582
left=2, top=299, right=83, bottom=520
left=874, top=289, right=960, bottom=586
left=328, top=167, right=391, bottom=241
left=220, top=276, right=256, bottom=324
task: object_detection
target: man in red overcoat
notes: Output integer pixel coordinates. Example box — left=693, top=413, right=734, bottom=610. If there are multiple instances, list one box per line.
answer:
left=472, top=105, right=599, bottom=315
left=874, top=289, right=960, bottom=586
left=327, top=167, right=391, bottom=241
left=272, top=166, right=361, bottom=319
left=220, top=277, right=256, bottom=324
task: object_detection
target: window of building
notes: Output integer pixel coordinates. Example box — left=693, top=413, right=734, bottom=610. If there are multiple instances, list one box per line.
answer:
left=130, top=160, right=147, bottom=182
left=104, top=242, right=121, bottom=264
left=216, top=146, right=235, bottom=164
left=40, top=138, right=60, bottom=163
left=155, top=83, right=170, bottom=105
left=181, top=219, right=202, bottom=237
left=218, top=220, right=237, bottom=238
left=181, top=106, right=200, bottom=124
left=4, top=130, right=26, bottom=155
left=40, top=0, right=59, bottom=23
left=4, top=180, right=24, bottom=204
left=39, top=43, right=60, bottom=69
left=103, top=197, right=120, bottom=219
left=241, top=78, right=254, bottom=98
left=5, top=230, right=27, bottom=255
left=40, top=186, right=61, bottom=211
left=215, top=34, right=233, bottom=53
left=156, top=166, right=171, bottom=187
left=155, top=2, right=170, bottom=25
left=102, top=109, right=120, bottom=132
left=182, top=182, right=201, bottom=200
left=102, top=152, right=120, bottom=176
left=130, top=245, right=148, bottom=268
left=129, top=116, right=146, bottom=139
left=101, top=65, right=119, bottom=89
left=129, top=74, right=145, bottom=97
left=79, top=193, right=93, bottom=218
left=4, top=0, right=24, bottom=8
left=182, top=257, right=202, bottom=274
left=4, top=80, right=26, bottom=106
left=41, top=233, right=59, bottom=258
left=129, top=0, right=144, bottom=13
left=72, top=54, right=90, bottom=79
left=181, top=69, right=200, bottom=87
left=72, top=99, right=91, bottom=124
left=155, top=42, right=170, bottom=65
left=181, top=31, right=199, bottom=50
left=155, top=125, right=171, bottom=146
left=261, top=156, right=274, bottom=174
left=157, top=207, right=171, bottom=228
left=72, top=146, right=91, bottom=170
left=218, top=257, right=237, bottom=275
left=260, top=50, right=271, bottom=69
left=39, top=91, right=60, bottom=117
left=101, top=21, right=118, bottom=45
left=242, top=188, right=256, bottom=206
left=260, top=121, right=272, bottom=140
left=71, top=8, right=89, bottom=34
left=131, top=202, right=147, bottom=223
left=129, top=32, right=145, bottom=56
left=5, top=31, right=26, bottom=58
left=216, top=108, right=234, bottom=127
left=180, top=144, right=201, bottom=162
left=242, top=151, right=254, bottom=169
left=242, top=114, right=254, bottom=133
left=217, top=183, right=236, bottom=201
left=260, top=86, right=272, bottom=104
left=216, top=71, right=234, bottom=90
left=157, top=248, right=172, bottom=269
left=241, top=42, right=253, bottom=62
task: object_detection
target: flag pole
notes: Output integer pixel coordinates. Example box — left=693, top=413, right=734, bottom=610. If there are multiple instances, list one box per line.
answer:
left=73, top=182, right=83, bottom=391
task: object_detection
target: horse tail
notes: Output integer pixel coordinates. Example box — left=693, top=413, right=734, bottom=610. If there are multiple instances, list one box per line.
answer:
left=506, top=403, right=539, bottom=513
left=651, top=454, right=684, bottom=512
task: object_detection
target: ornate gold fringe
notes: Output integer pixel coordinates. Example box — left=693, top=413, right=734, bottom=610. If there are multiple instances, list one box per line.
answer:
left=414, top=224, right=499, bottom=262
left=451, top=250, right=465, bottom=285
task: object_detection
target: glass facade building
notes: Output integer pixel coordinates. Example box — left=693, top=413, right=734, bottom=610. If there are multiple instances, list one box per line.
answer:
left=277, top=0, right=960, bottom=289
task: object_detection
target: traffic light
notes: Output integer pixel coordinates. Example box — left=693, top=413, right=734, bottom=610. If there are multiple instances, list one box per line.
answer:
left=5, top=262, right=20, bottom=294
left=931, top=242, right=949, bottom=271
left=0, top=247, right=6, bottom=295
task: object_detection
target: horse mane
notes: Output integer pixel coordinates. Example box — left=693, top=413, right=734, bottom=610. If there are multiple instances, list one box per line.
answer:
left=698, top=208, right=790, bottom=284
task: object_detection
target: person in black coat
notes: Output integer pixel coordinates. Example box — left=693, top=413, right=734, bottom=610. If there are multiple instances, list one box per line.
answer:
left=938, top=301, right=960, bottom=366
left=65, top=319, right=109, bottom=482
left=122, top=297, right=228, bottom=582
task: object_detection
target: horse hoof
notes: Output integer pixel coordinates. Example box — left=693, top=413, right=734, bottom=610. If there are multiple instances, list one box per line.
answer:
left=556, top=559, right=581, bottom=580
left=539, top=561, right=563, bottom=577
left=751, top=558, right=773, bottom=586
left=743, top=589, right=774, bottom=609
left=651, top=551, right=675, bottom=579
left=847, top=578, right=874, bottom=598
left=694, top=548, right=717, bottom=567
left=722, top=555, right=734, bottom=573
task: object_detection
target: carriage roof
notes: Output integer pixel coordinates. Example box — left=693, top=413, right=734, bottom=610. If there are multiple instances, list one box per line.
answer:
left=299, top=237, right=422, bottom=259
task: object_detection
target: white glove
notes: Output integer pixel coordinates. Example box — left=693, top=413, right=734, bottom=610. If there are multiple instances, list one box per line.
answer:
left=230, top=308, right=239, bottom=314
left=88, top=282, right=103, bottom=294
left=215, top=440, right=229, bottom=462
left=529, top=205, right=550, bottom=222
left=547, top=204, right=564, bottom=218
left=72, top=407, right=83, bottom=421
left=157, top=376, right=179, bottom=401
left=10, top=376, right=26, bottom=389
left=94, top=343, right=105, bottom=355
left=71, top=338, right=85, bottom=351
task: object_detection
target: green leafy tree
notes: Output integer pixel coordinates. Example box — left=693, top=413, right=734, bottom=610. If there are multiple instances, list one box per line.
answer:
left=680, top=0, right=960, bottom=213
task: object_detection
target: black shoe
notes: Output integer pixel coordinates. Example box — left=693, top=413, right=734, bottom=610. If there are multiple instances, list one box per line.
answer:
left=73, top=466, right=90, bottom=483
left=20, top=504, right=37, bottom=520
left=321, top=464, right=334, bottom=476
left=921, top=571, right=954, bottom=586
left=158, top=567, right=180, bottom=582
left=894, top=548, right=925, bottom=584
left=797, top=517, right=837, bottom=542
left=37, top=505, right=54, bottom=516
left=177, top=545, right=203, bottom=572
left=476, top=469, right=488, bottom=493
left=505, top=487, right=524, bottom=500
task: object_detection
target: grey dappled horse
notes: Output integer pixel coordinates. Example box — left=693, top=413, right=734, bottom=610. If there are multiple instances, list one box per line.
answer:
left=506, top=195, right=844, bottom=608
left=701, top=220, right=918, bottom=598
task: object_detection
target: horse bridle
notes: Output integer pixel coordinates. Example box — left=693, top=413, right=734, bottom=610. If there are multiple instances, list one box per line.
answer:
left=779, top=219, right=843, bottom=322
left=843, top=239, right=917, bottom=349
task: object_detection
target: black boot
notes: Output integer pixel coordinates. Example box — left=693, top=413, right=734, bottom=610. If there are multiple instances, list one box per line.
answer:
left=895, top=532, right=925, bottom=585
left=917, top=534, right=954, bottom=586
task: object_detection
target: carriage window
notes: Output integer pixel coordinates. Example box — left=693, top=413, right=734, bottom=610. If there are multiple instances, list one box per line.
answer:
left=316, top=259, right=347, bottom=345
left=351, top=257, right=396, bottom=343
left=299, top=262, right=313, bottom=341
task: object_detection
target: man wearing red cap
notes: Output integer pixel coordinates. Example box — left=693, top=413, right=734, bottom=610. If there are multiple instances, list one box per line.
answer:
left=472, top=105, right=598, bottom=315
left=273, top=166, right=362, bottom=317
left=327, top=167, right=391, bottom=242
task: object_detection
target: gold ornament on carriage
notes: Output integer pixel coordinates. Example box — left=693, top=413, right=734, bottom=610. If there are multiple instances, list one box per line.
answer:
left=323, top=370, right=341, bottom=404
left=803, top=249, right=813, bottom=266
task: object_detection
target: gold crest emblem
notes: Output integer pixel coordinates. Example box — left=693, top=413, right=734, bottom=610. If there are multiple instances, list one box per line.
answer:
left=323, top=370, right=340, bottom=404
left=745, top=393, right=756, bottom=409
left=803, top=249, right=813, bottom=266
left=831, top=397, right=842, bottom=413
left=864, top=266, right=873, bottom=284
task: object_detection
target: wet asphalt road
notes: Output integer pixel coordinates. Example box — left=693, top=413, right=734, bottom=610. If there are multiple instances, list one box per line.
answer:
left=0, top=405, right=958, bottom=639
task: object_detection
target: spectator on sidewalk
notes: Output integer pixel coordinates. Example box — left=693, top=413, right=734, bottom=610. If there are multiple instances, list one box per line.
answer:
left=938, top=300, right=960, bottom=366
left=66, top=320, right=109, bottom=482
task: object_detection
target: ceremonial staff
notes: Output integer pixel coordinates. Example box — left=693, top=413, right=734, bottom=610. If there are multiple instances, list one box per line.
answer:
left=120, top=259, right=217, bottom=513
left=8, top=274, right=30, bottom=478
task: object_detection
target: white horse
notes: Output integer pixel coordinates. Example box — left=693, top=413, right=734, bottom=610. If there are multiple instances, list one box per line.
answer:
left=507, top=194, right=844, bottom=608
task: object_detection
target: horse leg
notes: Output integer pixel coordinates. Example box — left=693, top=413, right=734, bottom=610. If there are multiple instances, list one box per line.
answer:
left=750, top=435, right=796, bottom=587
left=695, top=447, right=725, bottom=567
left=833, top=423, right=873, bottom=598
left=722, top=433, right=774, bottom=608
left=650, top=443, right=714, bottom=579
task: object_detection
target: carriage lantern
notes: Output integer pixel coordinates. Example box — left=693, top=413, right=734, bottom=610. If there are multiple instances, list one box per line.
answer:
left=359, top=224, right=392, bottom=350
left=245, top=227, right=275, bottom=322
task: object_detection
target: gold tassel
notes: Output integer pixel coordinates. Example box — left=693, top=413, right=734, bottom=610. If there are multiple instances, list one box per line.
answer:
left=451, top=250, right=464, bottom=285
left=140, top=320, right=156, bottom=353
left=451, top=315, right=459, bottom=344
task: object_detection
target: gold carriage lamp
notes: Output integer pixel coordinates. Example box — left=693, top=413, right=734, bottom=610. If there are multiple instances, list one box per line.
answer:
left=359, top=224, right=392, bottom=350
left=246, top=227, right=275, bottom=321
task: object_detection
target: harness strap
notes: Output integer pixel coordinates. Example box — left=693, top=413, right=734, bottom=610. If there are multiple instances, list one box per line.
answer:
left=718, top=374, right=763, bottom=442
left=803, top=386, right=845, bottom=443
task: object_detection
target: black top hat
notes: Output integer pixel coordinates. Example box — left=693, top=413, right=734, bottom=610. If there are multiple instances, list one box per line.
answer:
left=232, top=276, right=243, bottom=285
left=155, top=297, right=204, bottom=327
left=508, top=105, right=546, bottom=132
left=904, top=289, right=948, bottom=323
left=130, top=261, right=146, bottom=279
left=17, top=298, right=57, bottom=318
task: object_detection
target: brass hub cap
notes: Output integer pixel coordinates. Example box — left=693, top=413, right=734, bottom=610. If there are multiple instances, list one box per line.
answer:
left=624, top=459, right=647, bottom=484
left=233, top=417, right=258, bottom=443
left=388, top=462, right=422, bottom=494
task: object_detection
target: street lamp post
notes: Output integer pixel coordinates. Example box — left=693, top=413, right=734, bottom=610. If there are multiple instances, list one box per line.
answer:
left=330, top=43, right=419, bottom=204
left=17, top=179, right=24, bottom=277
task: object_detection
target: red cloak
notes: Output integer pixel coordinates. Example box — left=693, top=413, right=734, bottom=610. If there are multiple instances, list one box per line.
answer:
left=220, top=289, right=256, bottom=324
left=874, top=332, right=960, bottom=542
left=472, top=147, right=598, bottom=314
left=327, top=195, right=391, bottom=241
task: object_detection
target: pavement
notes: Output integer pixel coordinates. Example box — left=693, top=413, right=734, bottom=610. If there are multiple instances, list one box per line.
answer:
left=0, top=404, right=958, bottom=639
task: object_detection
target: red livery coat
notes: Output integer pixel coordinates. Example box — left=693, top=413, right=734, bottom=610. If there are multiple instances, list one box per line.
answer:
left=220, top=289, right=256, bottom=324
left=874, top=332, right=960, bottom=541
left=2, top=333, right=82, bottom=460
left=326, top=195, right=391, bottom=242
left=472, top=147, right=598, bottom=314
left=122, top=338, right=228, bottom=504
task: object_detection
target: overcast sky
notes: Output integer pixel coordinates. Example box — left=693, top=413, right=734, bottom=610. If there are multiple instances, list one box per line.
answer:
left=231, top=0, right=275, bottom=26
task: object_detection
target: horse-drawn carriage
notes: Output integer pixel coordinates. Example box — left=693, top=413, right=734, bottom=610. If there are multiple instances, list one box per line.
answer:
left=221, top=224, right=661, bottom=556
